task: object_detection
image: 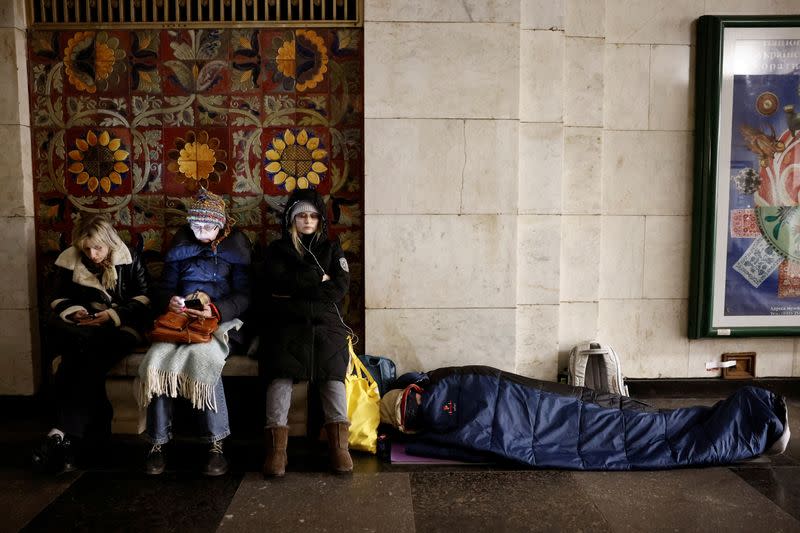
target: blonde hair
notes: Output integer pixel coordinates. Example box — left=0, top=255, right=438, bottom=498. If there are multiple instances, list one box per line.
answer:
left=289, top=220, right=323, bottom=255
left=73, top=214, right=124, bottom=251
left=72, top=214, right=125, bottom=289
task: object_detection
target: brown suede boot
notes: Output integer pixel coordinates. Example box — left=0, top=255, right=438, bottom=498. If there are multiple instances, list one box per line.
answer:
left=263, top=426, right=289, bottom=478
left=325, top=422, right=353, bottom=475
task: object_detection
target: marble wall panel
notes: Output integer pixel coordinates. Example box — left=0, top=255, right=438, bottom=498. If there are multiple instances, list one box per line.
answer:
left=519, top=123, right=563, bottom=214
left=560, top=215, right=600, bottom=301
left=522, top=0, right=565, bottom=30
left=0, top=124, right=33, bottom=217
left=365, top=22, right=519, bottom=119
left=564, top=37, right=603, bottom=127
left=517, top=214, right=561, bottom=305
left=602, top=130, right=693, bottom=215
left=704, top=0, right=800, bottom=15
left=0, top=308, right=37, bottom=394
left=566, top=0, right=605, bottom=37
left=365, top=308, right=516, bottom=375
left=0, top=0, right=25, bottom=29
left=643, top=215, right=691, bottom=299
left=365, top=0, right=519, bottom=22
left=688, top=338, right=795, bottom=378
left=597, top=299, right=689, bottom=378
left=366, top=118, right=518, bottom=215
left=649, top=45, right=693, bottom=131
left=0, top=28, right=28, bottom=126
left=795, top=341, right=800, bottom=376
left=558, top=301, right=599, bottom=363
left=520, top=30, right=564, bottom=123
left=0, top=217, right=36, bottom=308
left=365, top=119, right=464, bottom=214
left=600, top=215, right=645, bottom=299
left=515, top=304, right=559, bottom=380
left=605, top=0, right=702, bottom=45
left=14, top=28, right=28, bottom=126
left=604, top=44, right=650, bottom=130
left=563, top=127, right=601, bottom=214
left=365, top=214, right=516, bottom=308
left=461, top=119, right=519, bottom=214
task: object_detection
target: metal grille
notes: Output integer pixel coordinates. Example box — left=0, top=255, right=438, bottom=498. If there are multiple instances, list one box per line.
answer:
left=30, top=0, right=362, bottom=28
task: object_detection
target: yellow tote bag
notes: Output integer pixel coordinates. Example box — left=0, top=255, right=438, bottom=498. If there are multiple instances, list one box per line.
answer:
left=345, top=338, right=380, bottom=454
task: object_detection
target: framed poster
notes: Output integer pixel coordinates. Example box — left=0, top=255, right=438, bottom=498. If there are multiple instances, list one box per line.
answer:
left=690, top=16, right=800, bottom=338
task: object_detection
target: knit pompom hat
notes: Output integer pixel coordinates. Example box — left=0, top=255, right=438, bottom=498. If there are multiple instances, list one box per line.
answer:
left=187, top=189, right=226, bottom=228
left=288, top=200, right=319, bottom=222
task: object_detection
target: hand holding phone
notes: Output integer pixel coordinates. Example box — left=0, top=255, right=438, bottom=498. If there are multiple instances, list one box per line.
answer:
left=168, top=296, right=185, bottom=313
left=184, top=298, right=204, bottom=310
left=77, top=310, right=109, bottom=326
left=74, top=309, right=94, bottom=320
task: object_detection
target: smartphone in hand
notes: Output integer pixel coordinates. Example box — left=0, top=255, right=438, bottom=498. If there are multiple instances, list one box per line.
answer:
left=184, top=298, right=204, bottom=310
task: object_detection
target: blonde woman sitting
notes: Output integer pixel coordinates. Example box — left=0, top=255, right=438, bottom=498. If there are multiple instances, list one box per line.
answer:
left=33, top=214, right=151, bottom=473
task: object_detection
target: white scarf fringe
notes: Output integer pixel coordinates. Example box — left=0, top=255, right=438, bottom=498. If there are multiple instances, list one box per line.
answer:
left=136, top=368, right=219, bottom=412
left=135, top=319, right=243, bottom=412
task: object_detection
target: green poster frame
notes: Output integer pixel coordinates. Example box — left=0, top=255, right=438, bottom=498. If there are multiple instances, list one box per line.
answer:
left=689, top=15, right=800, bottom=338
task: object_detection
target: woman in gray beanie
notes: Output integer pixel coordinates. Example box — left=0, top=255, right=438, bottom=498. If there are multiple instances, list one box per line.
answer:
left=259, top=188, right=353, bottom=476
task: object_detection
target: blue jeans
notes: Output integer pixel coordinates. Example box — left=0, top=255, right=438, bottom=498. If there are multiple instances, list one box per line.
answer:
left=145, top=378, right=230, bottom=445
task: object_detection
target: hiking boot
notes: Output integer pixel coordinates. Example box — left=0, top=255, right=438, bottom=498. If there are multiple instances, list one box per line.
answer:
left=203, top=440, right=228, bottom=476
left=324, top=422, right=353, bottom=475
left=144, top=444, right=166, bottom=476
left=262, top=426, right=289, bottom=478
left=31, top=433, right=76, bottom=474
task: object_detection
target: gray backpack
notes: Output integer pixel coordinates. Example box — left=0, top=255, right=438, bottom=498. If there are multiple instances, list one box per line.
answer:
left=568, top=342, right=629, bottom=396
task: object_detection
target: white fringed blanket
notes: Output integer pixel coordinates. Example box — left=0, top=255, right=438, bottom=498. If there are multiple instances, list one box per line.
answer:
left=136, top=319, right=243, bottom=412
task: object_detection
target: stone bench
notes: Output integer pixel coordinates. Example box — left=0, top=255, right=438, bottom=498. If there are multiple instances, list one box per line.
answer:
left=104, top=351, right=308, bottom=437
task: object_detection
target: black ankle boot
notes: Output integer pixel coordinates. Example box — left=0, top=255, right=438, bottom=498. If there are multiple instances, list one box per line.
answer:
left=203, top=440, right=228, bottom=476
left=144, top=444, right=166, bottom=476
left=31, top=433, right=75, bottom=473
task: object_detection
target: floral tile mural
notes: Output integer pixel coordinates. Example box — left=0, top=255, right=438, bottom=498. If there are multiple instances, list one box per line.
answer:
left=28, top=27, right=364, bottom=336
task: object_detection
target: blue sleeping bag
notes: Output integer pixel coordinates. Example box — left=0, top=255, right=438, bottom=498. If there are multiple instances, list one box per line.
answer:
left=410, top=366, right=789, bottom=470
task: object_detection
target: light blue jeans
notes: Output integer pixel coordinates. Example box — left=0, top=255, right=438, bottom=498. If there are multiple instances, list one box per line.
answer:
left=265, top=379, right=348, bottom=428
left=145, top=378, right=231, bottom=445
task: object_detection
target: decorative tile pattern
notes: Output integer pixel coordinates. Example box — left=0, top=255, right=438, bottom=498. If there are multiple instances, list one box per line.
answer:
left=28, top=28, right=364, bottom=334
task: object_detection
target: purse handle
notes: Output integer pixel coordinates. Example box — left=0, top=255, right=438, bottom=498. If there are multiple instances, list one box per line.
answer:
left=346, top=336, right=376, bottom=384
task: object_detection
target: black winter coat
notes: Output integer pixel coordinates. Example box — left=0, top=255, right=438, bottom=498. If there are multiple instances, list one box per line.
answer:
left=50, top=244, right=151, bottom=337
left=158, top=226, right=252, bottom=324
left=260, top=190, right=350, bottom=382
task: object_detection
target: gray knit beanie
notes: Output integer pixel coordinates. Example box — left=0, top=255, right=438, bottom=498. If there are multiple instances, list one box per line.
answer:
left=288, top=200, right=319, bottom=221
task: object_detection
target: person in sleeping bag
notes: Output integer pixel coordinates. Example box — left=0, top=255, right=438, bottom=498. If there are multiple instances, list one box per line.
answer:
left=259, top=188, right=353, bottom=477
left=380, top=365, right=790, bottom=469
left=32, top=214, right=151, bottom=474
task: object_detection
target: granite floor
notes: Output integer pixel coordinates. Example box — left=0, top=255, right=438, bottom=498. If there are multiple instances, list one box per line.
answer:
left=1, top=394, right=798, bottom=533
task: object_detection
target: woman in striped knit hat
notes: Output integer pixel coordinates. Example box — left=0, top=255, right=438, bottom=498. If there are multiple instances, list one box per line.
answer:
left=138, top=188, right=252, bottom=477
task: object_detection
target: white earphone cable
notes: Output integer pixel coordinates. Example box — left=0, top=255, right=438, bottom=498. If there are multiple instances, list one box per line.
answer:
left=299, top=238, right=358, bottom=346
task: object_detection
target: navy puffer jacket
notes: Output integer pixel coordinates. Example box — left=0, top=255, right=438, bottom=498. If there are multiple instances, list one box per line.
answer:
left=158, top=226, right=252, bottom=324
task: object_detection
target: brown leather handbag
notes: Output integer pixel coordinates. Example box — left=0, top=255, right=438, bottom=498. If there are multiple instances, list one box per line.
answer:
left=149, top=311, right=219, bottom=344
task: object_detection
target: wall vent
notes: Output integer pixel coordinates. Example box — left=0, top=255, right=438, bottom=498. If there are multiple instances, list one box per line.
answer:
left=30, top=0, right=362, bottom=28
